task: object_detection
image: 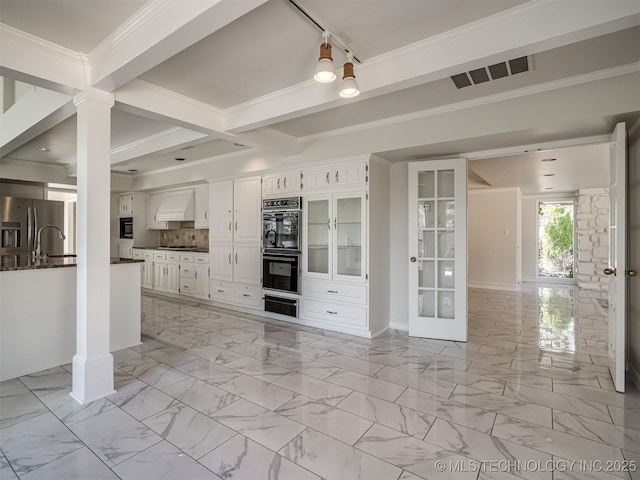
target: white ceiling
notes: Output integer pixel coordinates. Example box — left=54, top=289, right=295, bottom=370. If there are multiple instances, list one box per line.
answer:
left=0, top=0, right=638, bottom=193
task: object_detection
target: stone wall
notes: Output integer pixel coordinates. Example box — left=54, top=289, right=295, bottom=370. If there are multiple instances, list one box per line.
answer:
left=576, top=188, right=609, bottom=290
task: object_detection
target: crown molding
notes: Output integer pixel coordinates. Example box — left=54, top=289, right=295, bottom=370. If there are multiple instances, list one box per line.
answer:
left=297, top=63, right=640, bottom=144
left=0, top=23, right=83, bottom=63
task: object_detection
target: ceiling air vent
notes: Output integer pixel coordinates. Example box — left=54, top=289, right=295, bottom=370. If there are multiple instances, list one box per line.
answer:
left=450, top=55, right=532, bottom=89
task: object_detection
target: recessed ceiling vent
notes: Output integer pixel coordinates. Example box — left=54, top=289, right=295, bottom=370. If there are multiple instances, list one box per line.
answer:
left=451, top=56, right=532, bottom=89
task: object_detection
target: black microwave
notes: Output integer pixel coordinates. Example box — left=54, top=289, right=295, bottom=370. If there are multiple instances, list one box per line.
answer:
left=120, top=217, right=133, bottom=239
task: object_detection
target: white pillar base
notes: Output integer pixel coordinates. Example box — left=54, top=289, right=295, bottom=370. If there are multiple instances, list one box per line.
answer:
left=70, top=353, right=115, bottom=405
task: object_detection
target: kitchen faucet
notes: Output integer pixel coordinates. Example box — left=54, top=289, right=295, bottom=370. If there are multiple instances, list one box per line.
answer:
left=34, top=225, right=65, bottom=257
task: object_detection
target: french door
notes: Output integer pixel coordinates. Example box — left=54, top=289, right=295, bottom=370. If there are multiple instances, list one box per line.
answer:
left=408, top=159, right=467, bottom=341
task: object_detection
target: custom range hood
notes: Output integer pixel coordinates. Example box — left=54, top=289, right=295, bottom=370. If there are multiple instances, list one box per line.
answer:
left=154, top=191, right=195, bottom=222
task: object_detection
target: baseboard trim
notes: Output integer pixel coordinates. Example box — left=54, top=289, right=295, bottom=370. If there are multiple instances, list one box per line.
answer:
left=389, top=321, right=408, bottom=332
left=468, top=282, right=519, bottom=291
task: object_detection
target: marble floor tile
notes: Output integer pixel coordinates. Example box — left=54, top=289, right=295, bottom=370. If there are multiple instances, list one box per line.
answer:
left=609, top=405, right=640, bottom=428
left=325, top=368, right=407, bottom=402
left=136, top=363, right=192, bottom=389
left=38, top=389, right=115, bottom=426
left=467, top=362, right=553, bottom=391
left=422, top=365, right=506, bottom=395
left=272, top=372, right=352, bottom=406
left=211, top=399, right=305, bottom=452
left=450, top=384, right=553, bottom=427
left=310, top=338, right=368, bottom=358
left=355, top=422, right=477, bottom=480
left=218, top=374, right=297, bottom=410
left=229, top=342, right=289, bottom=362
left=185, top=345, right=245, bottom=364
left=116, top=354, right=161, bottom=378
left=373, top=365, right=456, bottom=399
left=553, top=411, right=640, bottom=454
left=113, top=440, right=221, bottom=480
left=502, top=382, right=611, bottom=422
left=276, top=395, right=372, bottom=445
left=622, top=450, right=640, bottom=480
left=492, top=415, right=625, bottom=464
left=69, top=408, right=162, bottom=467
left=175, top=358, right=242, bottom=385
left=280, top=427, right=402, bottom=480
left=396, top=388, right=496, bottom=434
left=161, top=377, right=240, bottom=416
left=440, top=347, right=514, bottom=368
left=200, top=434, right=321, bottom=480
left=0, top=412, right=84, bottom=476
left=18, top=367, right=72, bottom=398
left=20, top=447, right=119, bottom=480
left=552, top=383, right=640, bottom=410
left=0, top=453, right=17, bottom=480
left=108, top=383, right=179, bottom=421
left=316, top=351, right=385, bottom=375
left=144, top=346, right=199, bottom=367
left=424, top=418, right=553, bottom=480
left=358, top=352, right=428, bottom=372
left=270, top=354, right=340, bottom=379
left=0, top=386, right=47, bottom=429
left=221, top=356, right=291, bottom=382
left=0, top=378, right=23, bottom=394
left=337, top=390, right=435, bottom=439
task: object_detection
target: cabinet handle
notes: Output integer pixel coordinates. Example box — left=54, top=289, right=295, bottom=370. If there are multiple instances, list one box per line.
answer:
left=205, top=211, right=207, bottom=220
left=243, top=294, right=250, bottom=297
left=334, top=218, right=337, bottom=229
left=229, top=221, right=231, bottom=231
left=327, top=310, right=338, bottom=315
left=235, top=253, right=238, bottom=264
left=217, top=289, right=224, bottom=293
left=326, top=172, right=330, bottom=184
left=335, top=171, right=339, bottom=183
left=277, top=178, right=281, bottom=189
left=235, top=221, right=238, bottom=231
left=327, top=290, right=338, bottom=293
left=228, top=253, right=231, bottom=264
left=195, top=271, right=198, bottom=280
left=283, top=177, right=287, bottom=188
left=327, top=219, right=331, bottom=230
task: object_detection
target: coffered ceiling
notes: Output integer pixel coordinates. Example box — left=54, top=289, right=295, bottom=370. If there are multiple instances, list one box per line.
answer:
left=0, top=0, right=639, bottom=194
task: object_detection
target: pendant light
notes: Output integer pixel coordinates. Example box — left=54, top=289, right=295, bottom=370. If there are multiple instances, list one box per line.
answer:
left=314, top=32, right=336, bottom=83
left=339, top=52, right=360, bottom=98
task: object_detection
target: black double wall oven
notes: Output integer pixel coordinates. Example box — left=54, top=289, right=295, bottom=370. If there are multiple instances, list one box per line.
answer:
left=262, top=197, right=301, bottom=317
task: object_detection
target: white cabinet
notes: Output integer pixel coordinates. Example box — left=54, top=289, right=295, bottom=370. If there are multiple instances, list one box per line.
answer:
left=119, top=239, right=134, bottom=259
left=153, top=253, right=180, bottom=294
left=195, top=186, right=209, bottom=229
left=142, top=260, right=154, bottom=289
left=233, top=177, right=262, bottom=243
left=262, top=171, right=301, bottom=196
left=302, top=162, right=367, bottom=191
left=179, top=253, right=209, bottom=299
left=210, top=181, right=234, bottom=243
left=304, top=192, right=366, bottom=282
left=194, top=264, right=209, bottom=299
left=119, top=194, right=134, bottom=217
left=210, top=244, right=234, bottom=282
left=233, top=244, right=261, bottom=285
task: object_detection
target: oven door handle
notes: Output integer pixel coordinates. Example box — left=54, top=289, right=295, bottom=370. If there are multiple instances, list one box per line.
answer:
left=262, top=256, right=297, bottom=262
left=263, top=297, right=298, bottom=305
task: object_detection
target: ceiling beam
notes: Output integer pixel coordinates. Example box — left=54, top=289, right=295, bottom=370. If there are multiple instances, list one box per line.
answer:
left=0, top=87, right=75, bottom=157
left=223, top=0, right=640, bottom=134
left=110, top=127, right=209, bottom=165
left=90, top=0, right=268, bottom=91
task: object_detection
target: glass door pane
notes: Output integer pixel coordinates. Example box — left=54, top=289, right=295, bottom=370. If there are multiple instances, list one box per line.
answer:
left=306, top=198, right=330, bottom=274
left=335, top=196, right=362, bottom=277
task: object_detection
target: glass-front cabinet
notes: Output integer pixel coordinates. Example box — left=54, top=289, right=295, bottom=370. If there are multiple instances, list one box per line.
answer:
left=304, top=193, right=366, bottom=282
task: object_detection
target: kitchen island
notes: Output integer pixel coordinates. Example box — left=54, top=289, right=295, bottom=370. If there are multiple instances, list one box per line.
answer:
left=0, top=256, right=143, bottom=381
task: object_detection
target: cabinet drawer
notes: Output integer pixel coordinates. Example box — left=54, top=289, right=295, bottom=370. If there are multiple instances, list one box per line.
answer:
left=143, top=251, right=155, bottom=259
left=153, top=253, right=166, bottom=260
left=166, top=253, right=180, bottom=262
left=132, top=249, right=143, bottom=259
left=210, top=280, right=233, bottom=302
left=180, top=263, right=194, bottom=277
left=194, top=254, right=209, bottom=264
left=301, top=299, right=367, bottom=328
left=180, top=278, right=194, bottom=296
left=180, top=253, right=194, bottom=262
left=233, top=283, right=262, bottom=308
left=304, top=279, right=367, bottom=305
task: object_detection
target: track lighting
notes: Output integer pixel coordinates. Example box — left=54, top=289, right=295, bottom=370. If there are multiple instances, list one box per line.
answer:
left=314, top=32, right=336, bottom=83
left=339, top=52, right=360, bottom=98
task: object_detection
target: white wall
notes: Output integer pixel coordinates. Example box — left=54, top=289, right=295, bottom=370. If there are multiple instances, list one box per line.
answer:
left=628, top=117, right=640, bottom=388
left=389, top=161, right=409, bottom=330
left=468, top=188, right=521, bottom=291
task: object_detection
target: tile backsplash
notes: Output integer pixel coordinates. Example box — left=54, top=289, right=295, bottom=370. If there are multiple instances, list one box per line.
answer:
left=160, top=224, right=209, bottom=249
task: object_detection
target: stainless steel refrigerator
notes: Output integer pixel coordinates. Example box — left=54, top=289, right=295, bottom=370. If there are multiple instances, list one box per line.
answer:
left=1, top=196, right=65, bottom=256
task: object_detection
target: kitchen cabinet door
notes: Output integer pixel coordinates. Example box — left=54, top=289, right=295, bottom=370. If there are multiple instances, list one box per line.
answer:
left=335, top=163, right=367, bottom=188
left=142, top=260, right=154, bottom=289
left=194, top=264, right=209, bottom=299
left=210, top=244, right=233, bottom=281
left=333, top=193, right=366, bottom=282
left=302, top=167, right=333, bottom=191
left=166, top=263, right=180, bottom=294
left=234, top=244, right=261, bottom=285
left=153, top=262, right=166, bottom=291
left=119, top=194, right=133, bottom=217
left=210, top=181, right=233, bottom=242
left=233, top=177, right=261, bottom=243
left=119, top=240, right=133, bottom=259
left=304, top=195, right=331, bottom=278
left=195, top=186, right=209, bottom=229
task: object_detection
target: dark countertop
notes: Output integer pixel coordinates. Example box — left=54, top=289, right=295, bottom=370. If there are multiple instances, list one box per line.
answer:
left=0, top=254, right=143, bottom=272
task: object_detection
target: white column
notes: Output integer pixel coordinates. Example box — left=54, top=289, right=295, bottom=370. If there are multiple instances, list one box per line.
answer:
left=70, top=89, right=115, bottom=404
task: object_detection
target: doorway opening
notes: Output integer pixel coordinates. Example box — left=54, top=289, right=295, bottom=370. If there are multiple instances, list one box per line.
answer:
left=537, top=200, right=575, bottom=280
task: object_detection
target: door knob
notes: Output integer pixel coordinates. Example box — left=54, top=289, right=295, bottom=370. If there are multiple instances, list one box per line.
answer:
left=604, top=267, right=617, bottom=276
left=627, top=269, right=638, bottom=277
left=410, top=257, right=417, bottom=263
